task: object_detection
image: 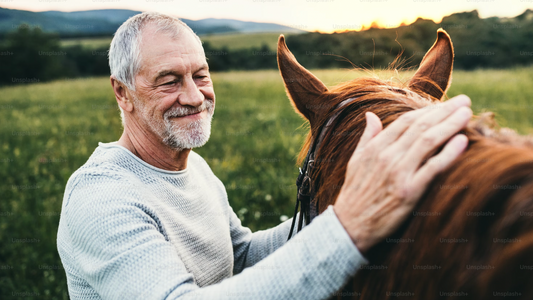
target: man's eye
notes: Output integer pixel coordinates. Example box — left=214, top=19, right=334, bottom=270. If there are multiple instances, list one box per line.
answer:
left=195, top=76, right=207, bottom=79
left=163, top=81, right=177, bottom=86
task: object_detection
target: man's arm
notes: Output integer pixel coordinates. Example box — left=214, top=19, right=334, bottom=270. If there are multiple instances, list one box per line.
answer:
left=59, top=177, right=365, bottom=300
left=229, top=209, right=299, bottom=274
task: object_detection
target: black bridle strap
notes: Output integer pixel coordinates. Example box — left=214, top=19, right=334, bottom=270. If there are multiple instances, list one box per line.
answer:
left=287, top=97, right=358, bottom=241
left=287, top=190, right=300, bottom=239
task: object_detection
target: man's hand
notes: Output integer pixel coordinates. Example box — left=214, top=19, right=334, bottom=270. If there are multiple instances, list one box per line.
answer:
left=333, top=95, right=472, bottom=254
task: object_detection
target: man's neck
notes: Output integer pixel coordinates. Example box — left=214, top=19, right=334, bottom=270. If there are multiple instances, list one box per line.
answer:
left=117, top=124, right=190, bottom=172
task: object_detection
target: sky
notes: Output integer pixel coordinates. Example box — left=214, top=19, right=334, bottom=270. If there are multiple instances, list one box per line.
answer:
left=1, top=0, right=532, bottom=33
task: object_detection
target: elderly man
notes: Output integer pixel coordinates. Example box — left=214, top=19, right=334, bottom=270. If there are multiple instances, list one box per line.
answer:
left=57, top=12, right=472, bottom=299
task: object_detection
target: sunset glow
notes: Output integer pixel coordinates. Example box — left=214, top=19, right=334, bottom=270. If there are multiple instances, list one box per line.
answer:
left=1, top=0, right=532, bottom=33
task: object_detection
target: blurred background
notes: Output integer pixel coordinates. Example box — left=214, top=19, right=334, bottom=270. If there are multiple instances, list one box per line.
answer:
left=2, top=0, right=533, bottom=299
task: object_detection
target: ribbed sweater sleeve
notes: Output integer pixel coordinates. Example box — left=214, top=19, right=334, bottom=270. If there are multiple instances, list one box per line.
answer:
left=230, top=208, right=298, bottom=273
left=194, top=206, right=368, bottom=300
left=61, top=178, right=367, bottom=300
left=57, top=145, right=369, bottom=299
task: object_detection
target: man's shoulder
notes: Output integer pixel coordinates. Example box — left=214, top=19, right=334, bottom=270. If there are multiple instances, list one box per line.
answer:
left=63, top=145, right=146, bottom=206
left=67, top=161, right=138, bottom=190
left=188, top=150, right=224, bottom=184
left=68, top=150, right=138, bottom=187
left=63, top=165, right=140, bottom=208
left=188, top=150, right=208, bottom=167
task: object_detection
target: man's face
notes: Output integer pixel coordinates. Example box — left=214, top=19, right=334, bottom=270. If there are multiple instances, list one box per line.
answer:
left=131, top=24, right=215, bottom=151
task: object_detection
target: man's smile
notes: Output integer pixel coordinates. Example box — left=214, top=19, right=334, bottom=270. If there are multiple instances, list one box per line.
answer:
left=169, top=109, right=205, bottom=120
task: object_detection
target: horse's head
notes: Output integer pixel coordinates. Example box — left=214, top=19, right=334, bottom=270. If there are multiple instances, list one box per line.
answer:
left=278, top=29, right=456, bottom=213
left=278, top=29, right=453, bottom=129
left=279, top=30, right=533, bottom=299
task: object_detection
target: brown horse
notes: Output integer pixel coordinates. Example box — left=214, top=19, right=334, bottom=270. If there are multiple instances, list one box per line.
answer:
left=278, top=29, right=533, bottom=299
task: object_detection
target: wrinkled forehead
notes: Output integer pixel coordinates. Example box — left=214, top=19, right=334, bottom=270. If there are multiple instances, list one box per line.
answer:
left=140, top=21, right=201, bottom=45
left=138, top=23, right=205, bottom=69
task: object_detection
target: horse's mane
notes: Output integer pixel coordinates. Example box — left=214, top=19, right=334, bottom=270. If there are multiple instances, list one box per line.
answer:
left=297, top=76, right=433, bottom=164
left=300, top=77, right=533, bottom=299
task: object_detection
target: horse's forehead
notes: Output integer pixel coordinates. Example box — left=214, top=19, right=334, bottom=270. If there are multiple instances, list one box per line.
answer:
left=401, top=92, right=432, bottom=109
left=376, top=85, right=433, bottom=109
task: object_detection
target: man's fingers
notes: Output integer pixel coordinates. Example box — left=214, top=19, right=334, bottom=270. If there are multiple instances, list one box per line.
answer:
left=399, top=106, right=472, bottom=173
left=410, top=134, right=469, bottom=200
left=367, top=95, right=470, bottom=149
left=393, top=95, right=471, bottom=151
left=357, top=112, right=383, bottom=149
left=367, top=108, right=425, bottom=147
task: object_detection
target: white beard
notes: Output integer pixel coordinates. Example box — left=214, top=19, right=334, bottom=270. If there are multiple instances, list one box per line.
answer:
left=162, top=100, right=214, bottom=151
left=133, top=95, right=215, bottom=151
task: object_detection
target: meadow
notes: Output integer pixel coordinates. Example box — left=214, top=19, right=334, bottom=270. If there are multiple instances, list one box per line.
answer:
left=198, top=32, right=283, bottom=50
left=59, top=37, right=113, bottom=49
left=2, top=67, right=533, bottom=298
left=59, top=32, right=284, bottom=50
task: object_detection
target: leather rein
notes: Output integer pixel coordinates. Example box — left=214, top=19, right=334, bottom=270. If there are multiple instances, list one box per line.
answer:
left=287, top=97, right=358, bottom=241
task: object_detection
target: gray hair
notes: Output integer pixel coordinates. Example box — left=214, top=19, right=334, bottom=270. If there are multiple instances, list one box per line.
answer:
left=108, top=12, right=202, bottom=124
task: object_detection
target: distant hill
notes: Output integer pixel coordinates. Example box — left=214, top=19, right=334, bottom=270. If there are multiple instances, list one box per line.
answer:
left=41, top=9, right=141, bottom=24
left=2, top=7, right=533, bottom=85
left=0, top=7, right=305, bottom=37
left=185, top=18, right=302, bottom=34
left=0, top=7, right=119, bottom=36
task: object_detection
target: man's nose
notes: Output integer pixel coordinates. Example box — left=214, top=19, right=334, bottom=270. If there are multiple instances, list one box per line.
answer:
left=178, top=76, right=204, bottom=107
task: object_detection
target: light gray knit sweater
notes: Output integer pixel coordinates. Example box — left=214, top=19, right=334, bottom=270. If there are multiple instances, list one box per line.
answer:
left=57, top=142, right=367, bottom=299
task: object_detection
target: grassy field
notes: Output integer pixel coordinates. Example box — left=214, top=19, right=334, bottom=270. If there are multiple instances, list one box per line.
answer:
left=2, top=67, right=533, bottom=298
left=60, top=32, right=285, bottom=50
left=59, top=37, right=113, bottom=49
left=200, top=32, right=284, bottom=50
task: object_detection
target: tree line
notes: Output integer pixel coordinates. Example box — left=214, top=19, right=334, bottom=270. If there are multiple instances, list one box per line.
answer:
left=2, top=10, right=533, bottom=86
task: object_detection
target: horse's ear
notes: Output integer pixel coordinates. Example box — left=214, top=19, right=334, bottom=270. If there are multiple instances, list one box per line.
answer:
left=408, top=29, right=454, bottom=101
left=278, top=35, right=328, bottom=127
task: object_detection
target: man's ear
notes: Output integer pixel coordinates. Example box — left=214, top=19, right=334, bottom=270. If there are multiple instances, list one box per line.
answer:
left=277, top=35, right=328, bottom=127
left=408, top=29, right=454, bottom=101
left=110, top=76, right=134, bottom=113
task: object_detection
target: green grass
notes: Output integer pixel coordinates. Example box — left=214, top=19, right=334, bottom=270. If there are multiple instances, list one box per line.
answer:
left=447, top=68, right=533, bottom=134
left=2, top=67, right=533, bottom=298
left=59, top=37, right=113, bottom=49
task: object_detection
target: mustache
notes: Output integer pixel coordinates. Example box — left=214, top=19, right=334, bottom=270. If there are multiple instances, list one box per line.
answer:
left=164, top=99, right=214, bottom=119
